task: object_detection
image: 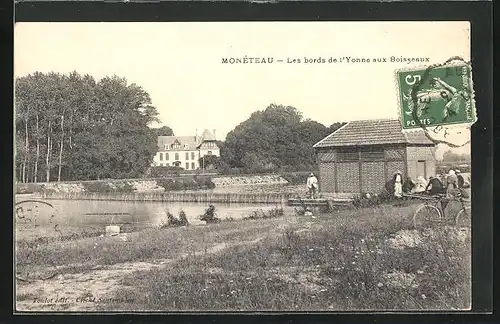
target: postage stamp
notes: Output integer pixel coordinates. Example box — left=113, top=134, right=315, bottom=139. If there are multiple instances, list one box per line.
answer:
left=396, top=57, right=476, bottom=132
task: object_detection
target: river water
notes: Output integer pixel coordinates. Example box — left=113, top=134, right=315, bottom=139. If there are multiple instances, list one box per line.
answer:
left=14, top=195, right=294, bottom=227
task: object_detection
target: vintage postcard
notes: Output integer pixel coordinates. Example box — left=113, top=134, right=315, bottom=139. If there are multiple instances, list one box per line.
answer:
left=14, top=21, right=474, bottom=312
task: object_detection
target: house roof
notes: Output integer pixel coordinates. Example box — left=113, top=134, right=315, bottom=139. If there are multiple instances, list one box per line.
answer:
left=313, top=119, right=435, bottom=148
left=157, top=129, right=216, bottom=151
left=200, top=129, right=216, bottom=141
left=157, top=136, right=198, bottom=151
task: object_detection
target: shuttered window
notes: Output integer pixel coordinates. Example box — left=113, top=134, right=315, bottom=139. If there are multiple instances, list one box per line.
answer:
left=317, top=152, right=335, bottom=162
left=385, top=148, right=405, bottom=160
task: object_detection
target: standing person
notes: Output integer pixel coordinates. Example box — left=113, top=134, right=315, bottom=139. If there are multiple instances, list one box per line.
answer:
left=393, top=171, right=403, bottom=198
left=456, top=169, right=465, bottom=188
left=306, top=172, right=319, bottom=199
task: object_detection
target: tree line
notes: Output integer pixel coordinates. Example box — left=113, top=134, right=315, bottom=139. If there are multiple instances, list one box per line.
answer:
left=216, top=104, right=345, bottom=174
left=15, top=71, right=160, bottom=183
left=15, top=72, right=344, bottom=183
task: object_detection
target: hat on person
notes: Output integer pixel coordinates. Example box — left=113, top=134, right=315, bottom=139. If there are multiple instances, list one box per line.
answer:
left=455, top=169, right=461, bottom=173
left=309, top=172, right=314, bottom=176
left=448, top=169, right=456, bottom=176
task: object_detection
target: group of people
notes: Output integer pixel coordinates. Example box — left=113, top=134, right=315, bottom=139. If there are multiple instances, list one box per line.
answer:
left=391, top=169, right=468, bottom=200
left=306, top=169, right=468, bottom=201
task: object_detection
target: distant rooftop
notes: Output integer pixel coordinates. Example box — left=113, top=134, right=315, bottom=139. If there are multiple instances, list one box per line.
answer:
left=313, top=119, right=435, bottom=148
left=157, top=129, right=216, bottom=151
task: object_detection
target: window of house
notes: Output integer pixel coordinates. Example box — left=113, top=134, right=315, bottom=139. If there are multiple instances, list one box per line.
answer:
left=185, top=162, right=189, bottom=169
left=175, top=153, right=179, bottom=160
left=164, top=144, right=169, bottom=150
left=191, top=152, right=195, bottom=160
left=184, top=144, right=189, bottom=149
left=159, top=163, right=163, bottom=167
left=207, top=151, right=212, bottom=155
left=165, top=153, right=169, bottom=160
left=191, top=162, right=195, bottom=169
left=185, top=152, right=189, bottom=160
left=165, top=162, right=169, bottom=166
left=337, top=148, right=359, bottom=162
left=159, top=153, right=163, bottom=161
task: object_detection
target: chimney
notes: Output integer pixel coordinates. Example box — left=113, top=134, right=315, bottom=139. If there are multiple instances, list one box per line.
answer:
left=213, top=129, right=216, bottom=140
left=195, top=129, right=198, bottom=143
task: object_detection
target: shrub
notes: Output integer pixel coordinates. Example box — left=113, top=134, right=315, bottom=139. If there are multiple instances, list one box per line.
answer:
left=114, top=181, right=135, bottom=193
left=158, top=209, right=189, bottom=228
left=156, top=178, right=176, bottom=191
left=200, top=205, right=220, bottom=224
left=201, top=177, right=216, bottom=189
left=178, top=210, right=190, bottom=226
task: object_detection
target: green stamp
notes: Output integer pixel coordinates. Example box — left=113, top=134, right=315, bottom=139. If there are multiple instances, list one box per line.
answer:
left=396, top=59, right=476, bottom=130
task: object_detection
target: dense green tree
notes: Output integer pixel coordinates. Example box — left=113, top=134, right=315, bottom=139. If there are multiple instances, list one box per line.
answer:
left=221, top=104, right=345, bottom=172
left=199, top=155, right=220, bottom=170
left=14, top=71, right=164, bottom=182
left=151, top=126, right=175, bottom=137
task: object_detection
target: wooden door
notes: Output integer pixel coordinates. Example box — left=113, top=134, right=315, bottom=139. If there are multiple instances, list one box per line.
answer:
left=417, top=160, right=426, bottom=179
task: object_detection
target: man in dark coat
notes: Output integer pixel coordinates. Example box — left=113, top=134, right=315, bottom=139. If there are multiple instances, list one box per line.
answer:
left=425, top=176, right=445, bottom=195
left=402, top=177, right=415, bottom=193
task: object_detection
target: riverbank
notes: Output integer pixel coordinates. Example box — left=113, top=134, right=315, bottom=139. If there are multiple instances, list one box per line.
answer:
left=15, top=203, right=471, bottom=312
left=15, top=173, right=308, bottom=195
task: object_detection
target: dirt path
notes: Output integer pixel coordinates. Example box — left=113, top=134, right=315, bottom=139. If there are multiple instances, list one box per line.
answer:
left=16, top=235, right=269, bottom=312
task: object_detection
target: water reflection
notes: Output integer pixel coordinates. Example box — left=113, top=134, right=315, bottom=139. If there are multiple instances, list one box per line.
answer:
left=14, top=196, right=292, bottom=227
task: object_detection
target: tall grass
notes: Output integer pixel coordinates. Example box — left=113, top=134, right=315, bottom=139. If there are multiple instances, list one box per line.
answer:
left=16, top=202, right=470, bottom=311
left=97, top=205, right=470, bottom=311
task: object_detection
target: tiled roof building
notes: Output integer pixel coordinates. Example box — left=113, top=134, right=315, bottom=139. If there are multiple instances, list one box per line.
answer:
left=313, top=119, right=437, bottom=195
left=152, top=129, right=220, bottom=170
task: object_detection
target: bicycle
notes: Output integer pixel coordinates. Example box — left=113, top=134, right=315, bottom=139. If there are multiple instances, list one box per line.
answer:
left=405, top=192, right=471, bottom=229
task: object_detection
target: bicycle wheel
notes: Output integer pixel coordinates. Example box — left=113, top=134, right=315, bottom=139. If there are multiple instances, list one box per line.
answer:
left=413, top=204, right=442, bottom=229
left=455, top=206, right=471, bottom=228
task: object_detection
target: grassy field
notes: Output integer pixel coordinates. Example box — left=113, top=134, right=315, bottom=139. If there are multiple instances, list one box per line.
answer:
left=15, top=201, right=471, bottom=312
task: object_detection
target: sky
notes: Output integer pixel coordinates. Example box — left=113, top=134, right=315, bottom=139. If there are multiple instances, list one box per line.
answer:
left=14, top=21, right=471, bottom=156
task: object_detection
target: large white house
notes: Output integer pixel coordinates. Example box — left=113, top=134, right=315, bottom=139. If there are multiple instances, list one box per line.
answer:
left=152, top=129, right=220, bottom=170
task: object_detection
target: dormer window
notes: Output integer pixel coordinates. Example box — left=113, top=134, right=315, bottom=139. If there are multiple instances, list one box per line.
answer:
left=171, top=139, right=181, bottom=150
left=164, top=144, right=169, bottom=150
left=184, top=144, right=189, bottom=149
